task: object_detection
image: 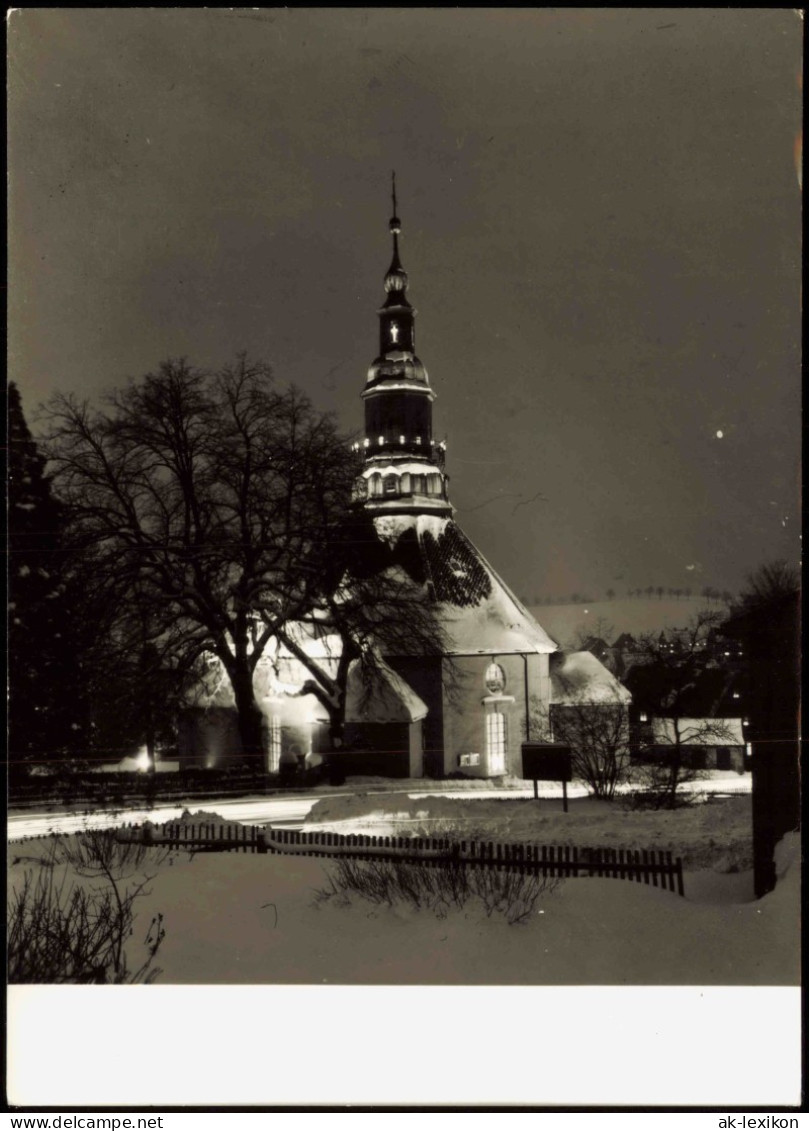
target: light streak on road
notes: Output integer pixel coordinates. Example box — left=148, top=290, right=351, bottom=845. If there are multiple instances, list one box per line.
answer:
left=6, top=774, right=751, bottom=843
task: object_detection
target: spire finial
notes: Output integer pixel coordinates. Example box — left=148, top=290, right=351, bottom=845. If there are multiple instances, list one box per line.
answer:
left=390, top=170, right=401, bottom=234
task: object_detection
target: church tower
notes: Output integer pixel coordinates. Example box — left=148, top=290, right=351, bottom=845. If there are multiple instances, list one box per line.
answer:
left=356, top=175, right=451, bottom=517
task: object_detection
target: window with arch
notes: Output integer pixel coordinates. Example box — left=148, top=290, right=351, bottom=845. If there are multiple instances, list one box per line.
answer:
left=485, top=662, right=506, bottom=694
left=384, top=474, right=398, bottom=495
left=266, top=718, right=282, bottom=774
left=369, top=475, right=382, bottom=497
left=486, top=712, right=507, bottom=775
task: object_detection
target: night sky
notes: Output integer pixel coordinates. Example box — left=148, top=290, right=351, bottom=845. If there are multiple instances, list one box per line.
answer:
left=8, top=8, right=802, bottom=602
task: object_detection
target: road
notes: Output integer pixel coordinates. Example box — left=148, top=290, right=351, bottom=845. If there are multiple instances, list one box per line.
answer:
left=6, top=774, right=751, bottom=842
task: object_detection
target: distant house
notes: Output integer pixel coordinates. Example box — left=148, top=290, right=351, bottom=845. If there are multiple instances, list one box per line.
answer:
left=578, top=635, right=618, bottom=673
left=648, top=717, right=746, bottom=772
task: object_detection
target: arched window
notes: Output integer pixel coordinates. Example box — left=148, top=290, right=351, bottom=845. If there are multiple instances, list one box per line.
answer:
left=369, top=474, right=382, bottom=497
left=487, top=712, right=507, bottom=775
left=485, top=662, right=506, bottom=694
left=384, top=474, right=398, bottom=496
left=400, top=473, right=412, bottom=494
left=266, top=717, right=281, bottom=774
left=413, top=475, right=425, bottom=494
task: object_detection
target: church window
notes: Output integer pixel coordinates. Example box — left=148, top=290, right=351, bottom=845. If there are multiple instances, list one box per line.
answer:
left=267, top=718, right=281, bottom=774
left=378, top=436, right=385, bottom=445
left=384, top=474, right=398, bottom=495
left=400, top=473, right=412, bottom=494
left=415, top=436, right=422, bottom=445
left=485, top=663, right=506, bottom=694
left=486, top=712, right=507, bottom=775
left=399, top=435, right=406, bottom=444
left=390, top=322, right=399, bottom=344
left=413, top=475, right=425, bottom=494
left=369, top=475, right=382, bottom=497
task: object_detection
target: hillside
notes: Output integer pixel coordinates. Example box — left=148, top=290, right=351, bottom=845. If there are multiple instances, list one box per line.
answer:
left=527, top=597, right=730, bottom=648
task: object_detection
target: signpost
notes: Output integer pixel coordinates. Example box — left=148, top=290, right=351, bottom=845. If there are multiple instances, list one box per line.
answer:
left=521, top=742, right=573, bottom=812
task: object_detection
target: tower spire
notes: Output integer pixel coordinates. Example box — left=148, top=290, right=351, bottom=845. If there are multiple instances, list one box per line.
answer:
left=391, top=170, right=399, bottom=226
left=357, top=180, right=452, bottom=518
left=385, top=170, right=407, bottom=295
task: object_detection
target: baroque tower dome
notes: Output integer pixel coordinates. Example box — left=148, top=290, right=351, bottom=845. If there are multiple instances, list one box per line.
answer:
left=357, top=174, right=451, bottom=518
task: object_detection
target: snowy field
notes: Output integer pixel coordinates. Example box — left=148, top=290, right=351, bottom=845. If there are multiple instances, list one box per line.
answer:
left=7, top=795, right=799, bottom=987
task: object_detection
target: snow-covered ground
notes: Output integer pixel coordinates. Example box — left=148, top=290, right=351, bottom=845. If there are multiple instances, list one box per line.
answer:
left=6, top=770, right=751, bottom=841
left=7, top=799, right=799, bottom=986
left=7, top=818, right=800, bottom=1107
left=303, top=791, right=755, bottom=871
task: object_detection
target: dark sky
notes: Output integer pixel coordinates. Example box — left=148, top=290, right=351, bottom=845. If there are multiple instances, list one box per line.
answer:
left=8, top=8, right=802, bottom=602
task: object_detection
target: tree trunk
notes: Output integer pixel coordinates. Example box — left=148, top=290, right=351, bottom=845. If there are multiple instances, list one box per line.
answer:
left=230, top=662, right=265, bottom=767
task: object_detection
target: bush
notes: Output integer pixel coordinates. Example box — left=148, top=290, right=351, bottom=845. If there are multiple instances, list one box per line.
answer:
left=7, top=832, right=167, bottom=984
left=622, top=761, right=706, bottom=810
left=314, top=858, right=559, bottom=925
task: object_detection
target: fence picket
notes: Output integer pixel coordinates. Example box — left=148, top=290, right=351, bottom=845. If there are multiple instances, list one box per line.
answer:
left=237, top=823, right=684, bottom=896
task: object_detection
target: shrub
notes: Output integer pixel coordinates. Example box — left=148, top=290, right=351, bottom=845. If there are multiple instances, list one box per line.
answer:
left=7, top=833, right=167, bottom=984
left=314, top=857, right=559, bottom=925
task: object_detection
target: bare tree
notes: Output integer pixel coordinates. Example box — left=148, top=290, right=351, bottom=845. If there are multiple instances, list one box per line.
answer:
left=625, top=610, right=738, bottom=807
left=278, top=512, right=450, bottom=761
left=41, top=356, right=361, bottom=762
left=530, top=689, right=630, bottom=800
left=570, top=614, right=615, bottom=654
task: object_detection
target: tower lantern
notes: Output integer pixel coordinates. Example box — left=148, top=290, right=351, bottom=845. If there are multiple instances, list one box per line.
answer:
left=360, top=175, right=451, bottom=516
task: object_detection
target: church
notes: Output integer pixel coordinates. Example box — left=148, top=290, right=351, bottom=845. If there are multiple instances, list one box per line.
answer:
left=178, top=189, right=628, bottom=778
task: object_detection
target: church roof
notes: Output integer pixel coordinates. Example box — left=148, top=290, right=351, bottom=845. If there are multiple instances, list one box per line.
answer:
left=345, top=656, right=427, bottom=723
left=550, top=650, right=632, bottom=704
left=374, top=514, right=558, bottom=655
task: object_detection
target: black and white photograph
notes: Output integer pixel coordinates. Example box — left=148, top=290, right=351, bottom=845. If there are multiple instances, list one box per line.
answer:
left=7, top=7, right=802, bottom=1110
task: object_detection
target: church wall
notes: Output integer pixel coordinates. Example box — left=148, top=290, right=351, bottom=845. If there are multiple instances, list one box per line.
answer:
left=340, top=720, right=413, bottom=777
left=385, top=655, right=444, bottom=777
left=441, top=653, right=551, bottom=779
left=439, top=655, right=554, bottom=778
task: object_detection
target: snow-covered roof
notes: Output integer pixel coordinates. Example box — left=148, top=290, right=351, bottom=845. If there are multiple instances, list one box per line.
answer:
left=375, top=515, right=558, bottom=656
left=550, top=651, right=632, bottom=705
left=345, top=657, right=427, bottom=723
left=651, top=718, right=745, bottom=746
left=187, top=641, right=425, bottom=725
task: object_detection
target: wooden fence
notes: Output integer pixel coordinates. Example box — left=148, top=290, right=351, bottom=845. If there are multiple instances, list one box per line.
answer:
left=117, top=822, right=685, bottom=895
